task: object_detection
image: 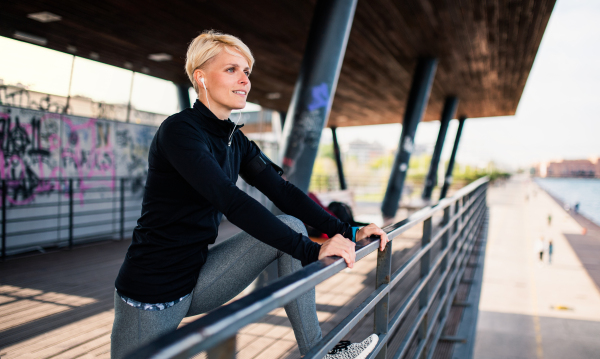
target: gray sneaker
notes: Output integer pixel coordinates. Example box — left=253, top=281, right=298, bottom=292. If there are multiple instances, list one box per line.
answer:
left=324, top=334, right=379, bottom=359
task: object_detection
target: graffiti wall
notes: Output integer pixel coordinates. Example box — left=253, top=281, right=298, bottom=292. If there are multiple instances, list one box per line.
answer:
left=0, top=105, right=157, bottom=206
left=0, top=105, right=158, bottom=253
left=0, top=105, right=275, bottom=254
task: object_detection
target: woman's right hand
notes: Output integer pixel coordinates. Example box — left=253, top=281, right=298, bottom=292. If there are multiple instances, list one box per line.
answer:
left=318, top=234, right=356, bottom=268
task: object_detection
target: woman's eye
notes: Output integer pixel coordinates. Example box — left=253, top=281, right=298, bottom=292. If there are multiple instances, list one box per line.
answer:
left=245, top=72, right=251, bottom=77
left=227, top=68, right=235, bottom=73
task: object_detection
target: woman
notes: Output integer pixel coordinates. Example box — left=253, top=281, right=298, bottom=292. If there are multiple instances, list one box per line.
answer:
left=111, top=30, right=390, bottom=359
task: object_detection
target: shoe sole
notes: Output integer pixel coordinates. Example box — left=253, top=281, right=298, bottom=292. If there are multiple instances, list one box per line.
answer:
left=355, top=334, right=379, bottom=359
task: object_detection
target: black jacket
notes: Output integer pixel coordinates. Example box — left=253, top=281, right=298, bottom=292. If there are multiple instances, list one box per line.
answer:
left=115, top=100, right=352, bottom=303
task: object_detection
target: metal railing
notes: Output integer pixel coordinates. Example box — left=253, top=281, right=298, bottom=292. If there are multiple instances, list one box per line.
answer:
left=128, top=177, right=489, bottom=359
left=0, top=176, right=145, bottom=259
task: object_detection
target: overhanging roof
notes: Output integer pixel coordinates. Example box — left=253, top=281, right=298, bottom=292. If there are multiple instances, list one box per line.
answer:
left=0, top=0, right=556, bottom=127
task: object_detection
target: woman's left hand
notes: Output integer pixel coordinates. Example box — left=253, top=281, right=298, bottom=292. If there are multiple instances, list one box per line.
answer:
left=355, top=223, right=390, bottom=251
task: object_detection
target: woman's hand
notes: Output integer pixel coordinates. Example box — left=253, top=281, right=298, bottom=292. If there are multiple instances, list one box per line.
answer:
left=356, top=223, right=390, bottom=252
left=318, top=234, right=356, bottom=268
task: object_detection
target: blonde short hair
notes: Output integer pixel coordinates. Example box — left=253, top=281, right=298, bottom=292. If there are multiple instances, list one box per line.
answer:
left=185, top=30, right=254, bottom=93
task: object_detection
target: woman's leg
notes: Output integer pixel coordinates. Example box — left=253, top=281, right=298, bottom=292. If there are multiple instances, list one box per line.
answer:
left=111, top=291, right=192, bottom=359
left=186, top=215, right=322, bottom=355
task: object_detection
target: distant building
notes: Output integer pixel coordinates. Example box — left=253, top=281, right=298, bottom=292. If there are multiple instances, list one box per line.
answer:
left=535, top=157, right=600, bottom=178
left=345, top=139, right=385, bottom=165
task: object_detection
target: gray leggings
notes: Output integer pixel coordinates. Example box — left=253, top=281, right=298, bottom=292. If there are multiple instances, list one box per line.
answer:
left=111, top=215, right=322, bottom=358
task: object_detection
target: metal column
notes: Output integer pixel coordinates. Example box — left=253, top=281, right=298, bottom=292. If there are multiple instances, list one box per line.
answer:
left=440, top=117, right=466, bottom=200
left=177, top=83, right=192, bottom=110
left=381, top=58, right=438, bottom=220
left=422, top=97, right=458, bottom=202
left=331, top=127, right=347, bottom=190
left=278, top=0, right=357, bottom=192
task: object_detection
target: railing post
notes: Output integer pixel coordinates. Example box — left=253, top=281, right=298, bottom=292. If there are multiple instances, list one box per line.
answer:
left=441, top=206, right=451, bottom=273
left=454, top=200, right=461, bottom=235
left=69, top=178, right=74, bottom=250
left=2, top=179, right=6, bottom=261
left=439, top=205, right=452, bottom=323
left=418, top=217, right=433, bottom=358
left=120, top=178, right=125, bottom=240
left=374, top=239, right=392, bottom=359
left=207, top=335, right=236, bottom=359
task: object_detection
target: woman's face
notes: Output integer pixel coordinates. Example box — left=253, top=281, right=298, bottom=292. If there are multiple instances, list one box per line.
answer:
left=196, top=48, right=251, bottom=119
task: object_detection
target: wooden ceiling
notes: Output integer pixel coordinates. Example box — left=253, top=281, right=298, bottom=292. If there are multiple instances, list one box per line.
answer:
left=0, top=0, right=555, bottom=127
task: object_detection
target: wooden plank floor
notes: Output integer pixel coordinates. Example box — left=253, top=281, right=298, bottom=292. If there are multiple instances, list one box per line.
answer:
left=0, top=218, right=429, bottom=359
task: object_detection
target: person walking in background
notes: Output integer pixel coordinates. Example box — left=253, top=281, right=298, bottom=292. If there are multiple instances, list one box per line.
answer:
left=548, top=240, right=554, bottom=264
left=536, top=237, right=545, bottom=263
left=548, top=214, right=552, bottom=226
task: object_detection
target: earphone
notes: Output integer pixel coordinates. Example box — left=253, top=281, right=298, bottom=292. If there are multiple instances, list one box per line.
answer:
left=200, top=77, right=210, bottom=110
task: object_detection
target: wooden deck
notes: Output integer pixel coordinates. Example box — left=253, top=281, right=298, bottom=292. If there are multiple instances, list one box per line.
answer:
left=0, top=218, right=430, bottom=359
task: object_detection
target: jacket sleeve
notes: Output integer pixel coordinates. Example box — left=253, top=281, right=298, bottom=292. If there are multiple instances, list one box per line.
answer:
left=158, top=120, right=321, bottom=266
left=250, top=164, right=353, bottom=240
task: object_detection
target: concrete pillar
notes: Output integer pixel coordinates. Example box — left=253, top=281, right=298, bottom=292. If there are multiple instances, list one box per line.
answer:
left=440, top=117, right=466, bottom=200
left=422, top=97, right=458, bottom=202
left=381, top=58, right=438, bottom=221
left=331, top=127, right=347, bottom=190
left=278, top=0, right=358, bottom=192
left=177, top=83, right=191, bottom=110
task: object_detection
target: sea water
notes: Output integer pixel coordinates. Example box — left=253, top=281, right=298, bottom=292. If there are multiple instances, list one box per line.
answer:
left=535, top=178, right=600, bottom=226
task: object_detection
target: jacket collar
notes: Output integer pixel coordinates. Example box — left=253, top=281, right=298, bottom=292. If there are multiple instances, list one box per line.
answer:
left=192, top=99, right=244, bottom=137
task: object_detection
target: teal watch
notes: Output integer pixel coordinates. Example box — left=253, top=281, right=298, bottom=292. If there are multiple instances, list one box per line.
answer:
left=351, top=226, right=361, bottom=243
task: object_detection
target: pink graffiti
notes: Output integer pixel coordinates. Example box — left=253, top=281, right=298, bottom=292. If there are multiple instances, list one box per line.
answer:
left=1, top=109, right=119, bottom=206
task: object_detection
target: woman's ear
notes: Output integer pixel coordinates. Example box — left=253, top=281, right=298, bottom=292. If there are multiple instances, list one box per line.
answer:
left=194, top=69, right=205, bottom=88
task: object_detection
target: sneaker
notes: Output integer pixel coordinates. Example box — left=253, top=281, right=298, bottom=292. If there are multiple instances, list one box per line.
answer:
left=324, top=334, right=379, bottom=359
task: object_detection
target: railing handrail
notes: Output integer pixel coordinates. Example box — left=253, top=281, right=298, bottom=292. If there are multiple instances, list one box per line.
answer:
left=127, top=177, right=489, bottom=359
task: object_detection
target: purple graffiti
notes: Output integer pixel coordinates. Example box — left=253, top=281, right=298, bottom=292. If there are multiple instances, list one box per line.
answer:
left=307, top=83, right=329, bottom=112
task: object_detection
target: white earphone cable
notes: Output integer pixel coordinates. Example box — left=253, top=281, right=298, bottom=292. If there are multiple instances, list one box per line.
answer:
left=228, top=110, right=243, bottom=146
left=201, top=79, right=210, bottom=110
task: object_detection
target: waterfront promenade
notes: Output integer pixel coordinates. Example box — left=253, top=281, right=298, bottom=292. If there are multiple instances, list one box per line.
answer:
left=474, top=176, right=600, bottom=359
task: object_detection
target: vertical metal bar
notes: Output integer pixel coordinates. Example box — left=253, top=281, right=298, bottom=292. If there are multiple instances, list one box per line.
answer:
left=439, top=206, right=452, bottom=321
left=63, top=55, right=76, bottom=114
left=1, top=180, right=6, bottom=261
left=462, top=195, right=468, bottom=226
left=331, top=127, right=347, bottom=190
left=374, top=240, right=392, bottom=359
left=120, top=178, right=126, bottom=240
left=381, top=58, right=438, bottom=221
left=440, top=117, right=466, bottom=200
left=69, top=178, right=74, bottom=250
left=207, top=335, right=236, bottom=359
left=418, top=217, right=433, bottom=358
left=441, top=206, right=451, bottom=268
left=278, top=0, right=358, bottom=193
left=422, top=97, right=458, bottom=202
left=177, top=83, right=192, bottom=110
left=126, top=73, right=135, bottom=123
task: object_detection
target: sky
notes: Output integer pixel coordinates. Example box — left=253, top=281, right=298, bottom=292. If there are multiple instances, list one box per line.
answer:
left=0, top=0, right=598, bottom=170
